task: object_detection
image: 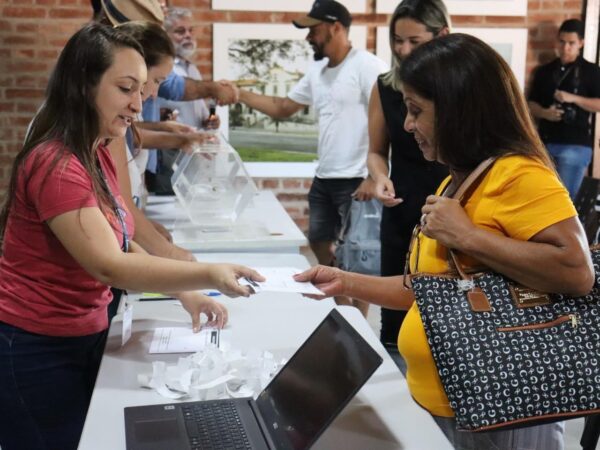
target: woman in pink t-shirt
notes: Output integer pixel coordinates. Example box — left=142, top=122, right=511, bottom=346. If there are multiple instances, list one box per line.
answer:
left=0, top=23, right=263, bottom=450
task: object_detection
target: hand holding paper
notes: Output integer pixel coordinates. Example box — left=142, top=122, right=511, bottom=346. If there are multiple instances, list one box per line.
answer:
left=239, top=267, right=324, bottom=295
left=293, top=265, right=345, bottom=299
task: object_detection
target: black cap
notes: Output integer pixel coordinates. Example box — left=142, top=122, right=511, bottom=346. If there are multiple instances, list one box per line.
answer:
left=292, top=0, right=352, bottom=29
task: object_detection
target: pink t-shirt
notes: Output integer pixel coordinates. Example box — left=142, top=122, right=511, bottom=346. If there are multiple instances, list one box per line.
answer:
left=0, top=141, right=135, bottom=336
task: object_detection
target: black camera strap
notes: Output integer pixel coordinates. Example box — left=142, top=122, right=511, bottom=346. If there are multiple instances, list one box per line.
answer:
left=555, top=60, right=580, bottom=92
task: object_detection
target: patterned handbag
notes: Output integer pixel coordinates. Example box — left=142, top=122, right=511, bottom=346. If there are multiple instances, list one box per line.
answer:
left=407, top=159, right=600, bottom=431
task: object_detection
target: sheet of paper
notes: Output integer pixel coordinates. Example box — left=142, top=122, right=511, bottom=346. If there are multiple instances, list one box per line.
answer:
left=149, top=327, right=226, bottom=354
left=121, top=301, right=133, bottom=347
left=240, top=267, right=324, bottom=295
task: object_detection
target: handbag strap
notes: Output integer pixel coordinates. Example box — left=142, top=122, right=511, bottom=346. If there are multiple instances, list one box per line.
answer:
left=446, top=157, right=496, bottom=279
left=403, top=157, right=496, bottom=285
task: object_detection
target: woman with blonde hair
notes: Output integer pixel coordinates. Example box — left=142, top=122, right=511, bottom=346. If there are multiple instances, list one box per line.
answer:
left=367, top=0, right=450, bottom=346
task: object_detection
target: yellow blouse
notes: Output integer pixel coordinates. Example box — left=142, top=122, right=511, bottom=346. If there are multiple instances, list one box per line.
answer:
left=398, top=155, right=577, bottom=417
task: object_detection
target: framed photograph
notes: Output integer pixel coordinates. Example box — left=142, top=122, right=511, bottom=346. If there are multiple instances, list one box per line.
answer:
left=376, top=26, right=528, bottom=90
left=213, top=23, right=367, bottom=164
left=376, top=0, right=526, bottom=16
left=212, top=0, right=367, bottom=13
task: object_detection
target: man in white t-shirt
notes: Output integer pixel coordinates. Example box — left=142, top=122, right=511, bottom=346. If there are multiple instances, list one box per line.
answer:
left=236, top=1, right=388, bottom=290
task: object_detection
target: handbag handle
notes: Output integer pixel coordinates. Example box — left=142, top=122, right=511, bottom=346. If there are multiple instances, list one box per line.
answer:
left=403, top=157, right=496, bottom=286
left=446, top=157, right=496, bottom=280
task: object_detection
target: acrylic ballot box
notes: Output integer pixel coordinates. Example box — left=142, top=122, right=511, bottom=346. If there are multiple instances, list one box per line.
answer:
left=171, top=137, right=257, bottom=231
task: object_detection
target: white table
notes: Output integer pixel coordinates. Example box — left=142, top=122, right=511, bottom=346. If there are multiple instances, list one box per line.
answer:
left=144, top=191, right=307, bottom=253
left=79, top=255, right=451, bottom=450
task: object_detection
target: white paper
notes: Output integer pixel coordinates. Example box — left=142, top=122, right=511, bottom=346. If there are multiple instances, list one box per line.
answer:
left=149, top=327, right=226, bottom=354
left=138, top=347, right=285, bottom=401
left=121, top=301, right=133, bottom=347
left=240, top=267, right=323, bottom=295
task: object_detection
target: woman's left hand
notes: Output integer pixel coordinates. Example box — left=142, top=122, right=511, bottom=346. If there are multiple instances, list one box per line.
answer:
left=420, top=195, right=477, bottom=249
left=178, top=291, right=229, bottom=332
left=150, top=219, right=173, bottom=242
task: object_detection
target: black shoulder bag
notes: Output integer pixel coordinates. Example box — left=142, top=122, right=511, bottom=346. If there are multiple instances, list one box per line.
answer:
left=405, top=158, right=600, bottom=431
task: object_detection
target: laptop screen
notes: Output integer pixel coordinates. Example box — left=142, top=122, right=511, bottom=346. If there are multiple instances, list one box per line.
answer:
left=255, top=309, right=383, bottom=450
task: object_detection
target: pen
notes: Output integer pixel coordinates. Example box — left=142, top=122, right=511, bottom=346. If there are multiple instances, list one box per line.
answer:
left=139, top=296, right=176, bottom=302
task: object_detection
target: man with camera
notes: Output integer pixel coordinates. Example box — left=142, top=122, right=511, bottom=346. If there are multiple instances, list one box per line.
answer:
left=528, top=19, right=600, bottom=198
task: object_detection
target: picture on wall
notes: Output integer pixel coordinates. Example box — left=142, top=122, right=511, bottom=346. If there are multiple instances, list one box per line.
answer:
left=376, top=26, right=528, bottom=90
left=376, top=0, right=526, bottom=16
left=213, top=23, right=367, bottom=162
left=212, top=0, right=367, bottom=12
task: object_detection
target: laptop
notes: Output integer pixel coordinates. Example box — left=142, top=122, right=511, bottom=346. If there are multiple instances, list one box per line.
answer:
left=124, top=309, right=383, bottom=450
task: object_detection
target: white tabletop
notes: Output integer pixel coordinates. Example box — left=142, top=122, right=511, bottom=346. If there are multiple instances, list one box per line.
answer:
left=78, top=253, right=451, bottom=450
left=144, top=191, right=307, bottom=253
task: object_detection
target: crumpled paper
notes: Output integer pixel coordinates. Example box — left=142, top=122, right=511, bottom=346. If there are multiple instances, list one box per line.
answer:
left=138, top=343, right=285, bottom=400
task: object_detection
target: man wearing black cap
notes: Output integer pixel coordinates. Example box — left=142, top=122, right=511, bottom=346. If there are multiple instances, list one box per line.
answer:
left=236, top=0, right=388, bottom=312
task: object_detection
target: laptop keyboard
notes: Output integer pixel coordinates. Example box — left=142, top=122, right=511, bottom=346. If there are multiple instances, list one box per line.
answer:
left=182, top=401, right=253, bottom=450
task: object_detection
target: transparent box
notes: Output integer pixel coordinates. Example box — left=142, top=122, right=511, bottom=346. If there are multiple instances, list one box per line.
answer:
left=171, top=136, right=257, bottom=231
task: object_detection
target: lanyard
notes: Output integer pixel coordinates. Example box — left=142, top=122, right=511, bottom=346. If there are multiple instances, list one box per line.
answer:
left=102, top=174, right=129, bottom=253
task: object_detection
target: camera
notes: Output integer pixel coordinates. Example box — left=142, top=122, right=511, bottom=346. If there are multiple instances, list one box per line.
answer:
left=555, top=102, right=577, bottom=124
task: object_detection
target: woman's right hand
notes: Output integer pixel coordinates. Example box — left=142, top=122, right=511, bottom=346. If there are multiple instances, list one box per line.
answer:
left=208, top=264, right=265, bottom=298
left=293, top=265, right=349, bottom=299
left=374, top=176, right=403, bottom=207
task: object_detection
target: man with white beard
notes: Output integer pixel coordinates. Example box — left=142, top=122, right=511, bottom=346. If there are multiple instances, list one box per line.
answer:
left=161, top=7, right=220, bottom=131
left=156, top=7, right=221, bottom=193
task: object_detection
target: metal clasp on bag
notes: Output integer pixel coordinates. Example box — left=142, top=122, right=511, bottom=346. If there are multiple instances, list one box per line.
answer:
left=570, top=314, right=579, bottom=328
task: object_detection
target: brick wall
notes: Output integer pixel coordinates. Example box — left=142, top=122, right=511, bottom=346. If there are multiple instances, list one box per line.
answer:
left=0, top=0, right=585, bottom=234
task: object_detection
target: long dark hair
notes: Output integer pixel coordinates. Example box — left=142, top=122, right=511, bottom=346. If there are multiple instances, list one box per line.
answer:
left=117, top=21, right=175, bottom=68
left=0, top=22, right=144, bottom=243
left=116, top=21, right=175, bottom=154
left=399, top=33, right=553, bottom=172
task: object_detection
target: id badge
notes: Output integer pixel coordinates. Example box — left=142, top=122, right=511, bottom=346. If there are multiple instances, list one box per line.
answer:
left=122, top=298, right=133, bottom=347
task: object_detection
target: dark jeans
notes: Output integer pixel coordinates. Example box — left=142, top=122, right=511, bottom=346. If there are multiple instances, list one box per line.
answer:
left=308, top=177, right=363, bottom=242
left=0, top=321, right=107, bottom=450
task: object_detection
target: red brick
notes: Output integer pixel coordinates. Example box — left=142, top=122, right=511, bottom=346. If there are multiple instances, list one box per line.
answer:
left=453, top=16, right=486, bottom=25
left=3, top=7, right=47, bottom=18
left=276, top=193, right=307, bottom=202
left=303, top=179, right=313, bottom=189
left=38, top=49, right=60, bottom=59
left=17, top=102, right=39, bottom=113
left=15, top=23, right=38, bottom=32
left=6, top=89, right=45, bottom=99
left=9, top=116, right=36, bottom=127
left=563, top=0, right=582, bottom=9
left=261, top=179, right=280, bottom=189
left=14, top=49, right=36, bottom=59
left=282, top=179, right=301, bottom=189
left=0, top=128, right=14, bottom=140
left=4, top=35, right=37, bottom=46
left=484, top=17, right=525, bottom=26
left=0, top=103, right=15, bottom=112
left=8, top=62, right=47, bottom=72
left=49, top=8, right=89, bottom=18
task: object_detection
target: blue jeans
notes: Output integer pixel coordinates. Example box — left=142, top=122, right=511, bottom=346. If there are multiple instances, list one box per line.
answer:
left=546, top=143, right=592, bottom=199
left=0, top=322, right=107, bottom=450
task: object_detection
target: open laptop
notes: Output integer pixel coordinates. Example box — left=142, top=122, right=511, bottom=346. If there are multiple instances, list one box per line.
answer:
left=124, top=309, right=383, bottom=450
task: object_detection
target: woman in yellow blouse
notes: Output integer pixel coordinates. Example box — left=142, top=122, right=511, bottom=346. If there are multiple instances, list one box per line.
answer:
left=295, top=34, right=594, bottom=449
